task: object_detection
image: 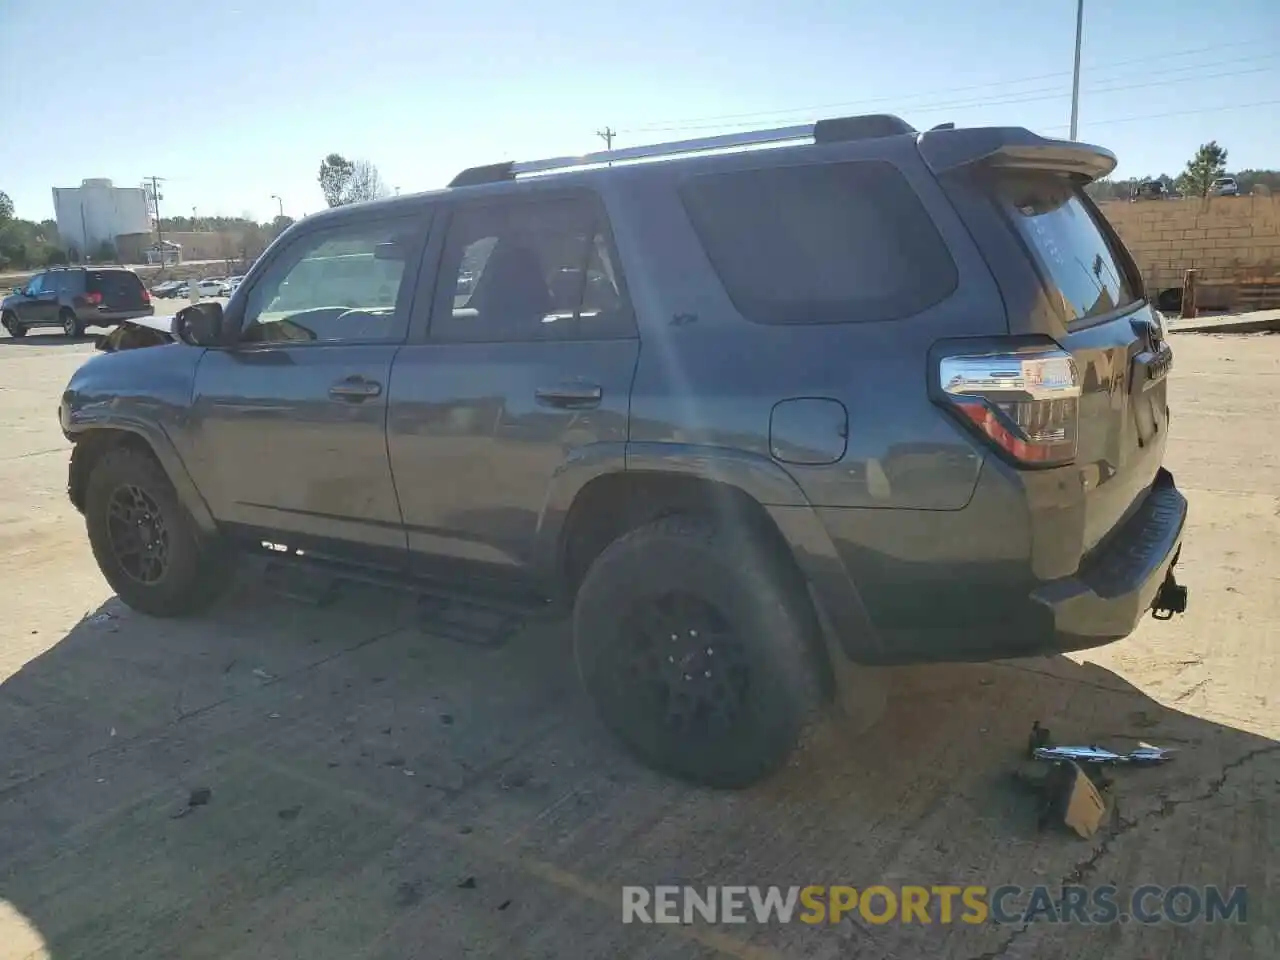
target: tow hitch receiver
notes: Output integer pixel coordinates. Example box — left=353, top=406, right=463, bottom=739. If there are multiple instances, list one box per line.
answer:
left=1151, top=571, right=1188, bottom=620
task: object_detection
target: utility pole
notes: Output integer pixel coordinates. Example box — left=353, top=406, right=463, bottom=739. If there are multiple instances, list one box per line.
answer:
left=147, top=175, right=166, bottom=256
left=597, top=127, right=616, bottom=150
left=1069, top=0, right=1084, bottom=140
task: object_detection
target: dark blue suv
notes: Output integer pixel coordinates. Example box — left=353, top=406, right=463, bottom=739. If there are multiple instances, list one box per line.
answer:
left=59, top=114, right=1188, bottom=787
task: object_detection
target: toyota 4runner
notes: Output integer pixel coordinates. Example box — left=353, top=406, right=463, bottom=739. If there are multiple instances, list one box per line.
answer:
left=59, top=114, right=1188, bottom=787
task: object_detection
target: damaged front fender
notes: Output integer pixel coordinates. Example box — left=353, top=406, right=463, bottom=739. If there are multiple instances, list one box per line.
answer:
left=96, top=317, right=178, bottom=353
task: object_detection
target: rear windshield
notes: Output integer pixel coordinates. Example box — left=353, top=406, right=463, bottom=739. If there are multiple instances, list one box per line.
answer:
left=998, top=174, right=1141, bottom=323
left=680, top=160, right=957, bottom=324
left=88, top=270, right=145, bottom=299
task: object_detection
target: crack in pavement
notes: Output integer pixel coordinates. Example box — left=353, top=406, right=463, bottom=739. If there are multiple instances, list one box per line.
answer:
left=959, top=743, right=1280, bottom=960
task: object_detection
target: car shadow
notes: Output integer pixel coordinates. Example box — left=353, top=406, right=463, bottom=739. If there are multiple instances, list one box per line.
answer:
left=0, top=581, right=1273, bottom=959
left=0, top=332, right=97, bottom=347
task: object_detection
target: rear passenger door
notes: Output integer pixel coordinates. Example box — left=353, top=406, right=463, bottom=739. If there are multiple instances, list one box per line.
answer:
left=387, top=191, right=638, bottom=588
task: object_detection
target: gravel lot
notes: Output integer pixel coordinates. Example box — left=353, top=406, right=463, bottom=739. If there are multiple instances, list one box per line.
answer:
left=0, top=331, right=1275, bottom=959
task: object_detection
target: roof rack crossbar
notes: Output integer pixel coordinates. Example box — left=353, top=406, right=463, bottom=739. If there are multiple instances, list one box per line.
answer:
left=446, top=114, right=917, bottom=187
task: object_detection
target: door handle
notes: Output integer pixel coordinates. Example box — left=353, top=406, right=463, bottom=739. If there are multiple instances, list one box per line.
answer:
left=328, top=377, right=383, bottom=402
left=535, top=383, right=603, bottom=409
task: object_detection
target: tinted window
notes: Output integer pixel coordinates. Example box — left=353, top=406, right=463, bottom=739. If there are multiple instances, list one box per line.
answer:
left=999, top=173, right=1140, bottom=322
left=680, top=161, right=957, bottom=324
left=26, top=274, right=46, bottom=295
left=241, top=218, right=422, bottom=344
left=432, top=196, right=632, bottom=342
left=88, top=271, right=144, bottom=304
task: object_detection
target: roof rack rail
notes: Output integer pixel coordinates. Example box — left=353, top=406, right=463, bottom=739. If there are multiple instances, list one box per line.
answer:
left=448, top=113, right=916, bottom=187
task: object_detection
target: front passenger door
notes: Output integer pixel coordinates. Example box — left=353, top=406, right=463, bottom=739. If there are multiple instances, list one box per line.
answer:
left=186, top=212, right=430, bottom=570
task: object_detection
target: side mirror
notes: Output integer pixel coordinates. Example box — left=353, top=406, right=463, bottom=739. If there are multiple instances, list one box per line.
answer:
left=174, top=301, right=227, bottom=347
left=11, top=287, right=22, bottom=295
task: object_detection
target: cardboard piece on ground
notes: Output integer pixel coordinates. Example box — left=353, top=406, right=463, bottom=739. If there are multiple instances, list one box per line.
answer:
left=1061, top=760, right=1108, bottom=838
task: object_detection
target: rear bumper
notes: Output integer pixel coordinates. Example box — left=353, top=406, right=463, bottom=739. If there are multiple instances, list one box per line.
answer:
left=779, top=468, right=1188, bottom=666
left=1031, top=467, right=1186, bottom=647
left=90, top=306, right=155, bottom=324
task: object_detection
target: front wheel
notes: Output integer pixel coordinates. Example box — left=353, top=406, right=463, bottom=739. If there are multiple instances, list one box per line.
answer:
left=573, top=516, right=824, bottom=788
left=84, top=446, right=231, bottom=617
left=1, top=311, right=25, bottom=337
left=61, top=309, right=84, bottom=338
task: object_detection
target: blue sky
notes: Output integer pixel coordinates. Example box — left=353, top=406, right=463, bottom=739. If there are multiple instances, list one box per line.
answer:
left=2, top=0, right=1277, bottom=223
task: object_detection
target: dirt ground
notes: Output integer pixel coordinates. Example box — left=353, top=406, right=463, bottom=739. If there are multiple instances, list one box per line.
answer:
left=0, top=330, right=1275, bottom=959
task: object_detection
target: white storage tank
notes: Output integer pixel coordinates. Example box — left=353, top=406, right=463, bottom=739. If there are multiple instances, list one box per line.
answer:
left=52, top=178, right=152, bottom=256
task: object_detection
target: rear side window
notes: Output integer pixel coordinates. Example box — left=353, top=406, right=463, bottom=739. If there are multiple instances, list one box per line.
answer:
left=679, top=160, right=957, bottom=324
left=997, top=174, right=1140, bottom=323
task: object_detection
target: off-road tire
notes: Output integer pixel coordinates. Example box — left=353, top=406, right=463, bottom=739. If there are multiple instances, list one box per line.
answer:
left=85, top=446, right=231, bottom=617
left=61, top=308, right=84, bottom=338
left=573, top=515, right=824, bottom=788
left=1, top=311, right=25, bottom=337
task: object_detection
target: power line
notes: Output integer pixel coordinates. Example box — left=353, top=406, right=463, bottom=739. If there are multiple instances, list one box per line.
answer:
left=621, top=60, right=1279, bottom=135
left=620, top=42, right=1280, bottom=134
left=1042, top=97, right=1280, bottom=133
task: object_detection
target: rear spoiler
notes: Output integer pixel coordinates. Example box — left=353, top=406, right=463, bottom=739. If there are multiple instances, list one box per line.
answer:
left=917, top=126, right=1117, bottom=182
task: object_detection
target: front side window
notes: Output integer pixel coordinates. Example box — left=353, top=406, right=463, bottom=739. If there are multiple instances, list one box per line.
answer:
left=240, top=218, right=422, bottom=344
left=26, top=274, right=46, bottom=296
left=432, top=195, right=632, bottom=342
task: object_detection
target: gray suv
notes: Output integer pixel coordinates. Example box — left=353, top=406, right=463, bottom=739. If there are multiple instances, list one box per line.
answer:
left=59, top=114, right=1188, bottom=787
left=3, top=266, right=154, bottom=338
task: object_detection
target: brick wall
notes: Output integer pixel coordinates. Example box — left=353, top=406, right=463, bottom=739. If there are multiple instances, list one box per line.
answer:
left=1097, top=194, right=1280, bottom=308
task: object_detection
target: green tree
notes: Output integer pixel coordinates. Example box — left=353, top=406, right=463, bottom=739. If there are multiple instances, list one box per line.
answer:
left=0, top=191, right=13, bottom=223
left=1177, top=141, right=1229, bottom=198
left=271, top=214, right=296, bottom=237
left=318, top=153, right=355, bottom=207
left=318, top=154, right=385, bottom=206
left=93, top=240, right=117, bottom=262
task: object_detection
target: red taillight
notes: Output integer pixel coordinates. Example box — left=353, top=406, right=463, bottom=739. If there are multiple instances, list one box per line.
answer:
left=84, top=291, right=103, bottom=305
left=140, top=288, right=151, bottom=304
left=937, top=345, right=1081, bottom=468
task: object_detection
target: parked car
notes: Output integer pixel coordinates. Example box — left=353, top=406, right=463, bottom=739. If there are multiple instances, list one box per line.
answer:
left=1130, top=179, right=1170, bottom=201
left=59, top=113, right=1188, bottom=787
left=1211, top=177, right=1239, bottom=196
left=226, top=275, right=245, bottom=294
left=2, top=266, right=153, bottom=338
left=194, top=278, right=229, bottom=298
left=151, top=280, right=185, bottom=299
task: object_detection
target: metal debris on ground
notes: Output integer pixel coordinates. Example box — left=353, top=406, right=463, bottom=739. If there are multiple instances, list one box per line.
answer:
left=1033, top=744, right=1176, bottom=765
left=1016, top=722, right=1175, bottom=839
left=1027, top=721, right=1175, bottom=765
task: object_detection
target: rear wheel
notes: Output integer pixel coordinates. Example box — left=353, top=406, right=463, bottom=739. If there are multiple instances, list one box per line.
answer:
left=573, top=515, right=824, bottom=788
left=85, top=446, right=231, bottom=617
left=61, top=308, right=84, bottom=338
left=1, top=311, right=25, bottom=337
